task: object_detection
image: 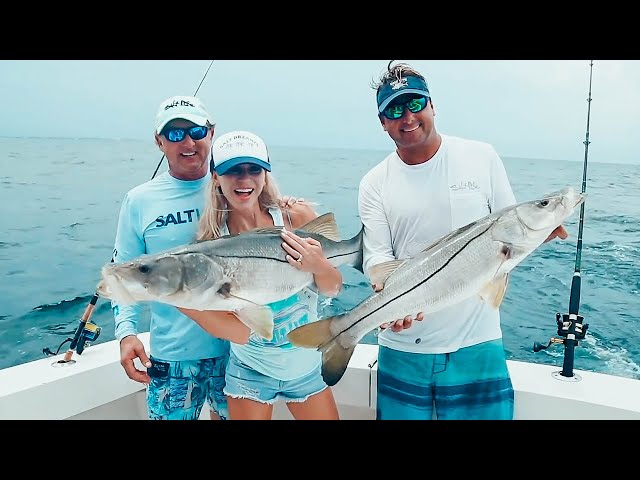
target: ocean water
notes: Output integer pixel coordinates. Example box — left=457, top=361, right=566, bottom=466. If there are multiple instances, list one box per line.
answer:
left=1, top=137, right=639, bottom=381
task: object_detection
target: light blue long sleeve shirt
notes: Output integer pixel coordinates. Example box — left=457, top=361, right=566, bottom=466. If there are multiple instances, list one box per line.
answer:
left=111, top=172, right=228, bottom=361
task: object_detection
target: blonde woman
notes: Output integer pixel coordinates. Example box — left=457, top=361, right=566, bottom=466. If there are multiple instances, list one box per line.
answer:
left=180, top=130, right=341, bottom=420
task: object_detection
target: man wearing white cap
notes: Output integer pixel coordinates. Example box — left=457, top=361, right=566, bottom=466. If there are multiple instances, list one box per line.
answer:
left=109, top=95, right=247, bottom=420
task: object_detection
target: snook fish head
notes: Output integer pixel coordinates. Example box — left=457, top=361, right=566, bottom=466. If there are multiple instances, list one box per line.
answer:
left=96, top=252, right=226, bottom=305
left=492, top=186, right=585, bottom=248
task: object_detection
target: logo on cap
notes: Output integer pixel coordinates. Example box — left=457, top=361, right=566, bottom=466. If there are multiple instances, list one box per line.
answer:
left=390, top=78, right=408, bottom=90
left=164, top=99, right=196, bottom=111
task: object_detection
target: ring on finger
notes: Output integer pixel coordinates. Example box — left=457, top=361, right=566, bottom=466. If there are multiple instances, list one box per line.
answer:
left=296, top=254, right=303, bottom=263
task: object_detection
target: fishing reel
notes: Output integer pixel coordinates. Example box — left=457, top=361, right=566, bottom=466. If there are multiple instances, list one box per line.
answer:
left=44, top=294, right=102, bottom=363
left=43, top=321, right=102, bottom=357
left=74, top=321, right=101, bottom=354
left=533, top=312, right=589, bottom=352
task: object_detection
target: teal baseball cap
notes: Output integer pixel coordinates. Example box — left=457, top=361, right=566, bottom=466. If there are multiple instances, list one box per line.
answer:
left=376, top=75, right=430, bottom=113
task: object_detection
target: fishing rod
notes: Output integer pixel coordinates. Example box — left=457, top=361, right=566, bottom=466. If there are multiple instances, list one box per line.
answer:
left=533, top=60, right=594, bottom=379
left=45, top=60, right=216, bottom=366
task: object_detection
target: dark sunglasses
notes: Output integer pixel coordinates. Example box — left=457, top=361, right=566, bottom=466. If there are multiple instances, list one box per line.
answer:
left=161, top=125, right=209, bottom=142
left=382, top=96, right=429, bottom=120
left=221, top=164, right=265, bottom=176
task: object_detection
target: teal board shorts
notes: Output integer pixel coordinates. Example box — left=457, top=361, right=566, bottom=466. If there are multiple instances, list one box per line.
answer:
left=376, top=338, right=514, bottom=420
left=146, top=354, right=229, bottom=420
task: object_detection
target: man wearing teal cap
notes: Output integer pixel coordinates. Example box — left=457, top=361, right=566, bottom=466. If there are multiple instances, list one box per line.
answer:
left=358, top=62, right=568, bottom=420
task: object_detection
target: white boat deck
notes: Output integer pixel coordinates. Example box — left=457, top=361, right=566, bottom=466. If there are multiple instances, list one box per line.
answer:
left=1, top=332, right=639, bottom=420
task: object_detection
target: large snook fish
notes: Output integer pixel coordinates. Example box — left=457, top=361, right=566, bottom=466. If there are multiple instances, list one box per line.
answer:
left=287, top=187, right=585, bottom=386
left=97, top=213, right=363, bottom=341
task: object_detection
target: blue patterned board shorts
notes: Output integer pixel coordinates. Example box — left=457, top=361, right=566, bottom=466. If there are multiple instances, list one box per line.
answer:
left=147, top=355, right=229, bottom=420
left=224, top=352, right=328, bottom=404
left=376, top=338, right=514, bottom=420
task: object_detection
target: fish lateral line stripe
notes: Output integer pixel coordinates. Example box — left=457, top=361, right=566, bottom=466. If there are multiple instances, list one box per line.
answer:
left=336, top=222, right=494, bottom=338
left=210, top=254, right=290, bottom=264
left=212, top=249, right=359, bottom=263
left=326, top=250, right=360, bottom=260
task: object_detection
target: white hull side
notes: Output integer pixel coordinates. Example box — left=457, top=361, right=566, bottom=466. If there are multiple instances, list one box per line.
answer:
left=1, top=335, right=638, bottom=420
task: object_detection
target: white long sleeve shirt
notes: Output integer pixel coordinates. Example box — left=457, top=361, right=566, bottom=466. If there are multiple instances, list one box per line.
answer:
left=358, top=134, right=516, bottom=354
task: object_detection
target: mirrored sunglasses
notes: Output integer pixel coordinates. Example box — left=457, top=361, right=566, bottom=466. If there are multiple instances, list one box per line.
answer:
left=382, top=96, right=429, bottom=120
left=221, top=164, right=265, bottom=176
left=162, top=125, right=209, bottom=142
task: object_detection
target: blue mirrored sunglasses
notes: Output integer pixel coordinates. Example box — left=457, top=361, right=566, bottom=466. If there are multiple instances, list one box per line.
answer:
left=221, top=164, right=265, bottom=176
left=162, top=125, right=209, bottom=142
left=382, top=96, right=429, bottom=120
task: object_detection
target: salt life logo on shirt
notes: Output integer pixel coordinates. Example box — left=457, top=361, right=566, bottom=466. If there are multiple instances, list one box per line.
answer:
left=155, top=208, right=200, bottom=227
left=450, top=181, right=480, bottom=192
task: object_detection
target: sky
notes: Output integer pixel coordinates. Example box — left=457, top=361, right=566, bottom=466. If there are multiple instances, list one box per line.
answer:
left=2, top=59, right=639, bottom=164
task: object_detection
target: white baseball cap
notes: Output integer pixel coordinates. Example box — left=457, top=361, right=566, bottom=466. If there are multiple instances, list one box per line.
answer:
left=210, top=131, right=271, bottom=175
left=155, top=95, right=214, bottom=134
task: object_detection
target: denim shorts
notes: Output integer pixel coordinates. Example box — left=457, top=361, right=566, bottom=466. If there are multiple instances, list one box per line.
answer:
left=147, top=355, right=229, bottom=420
left=224, top=352, right=327, bottom=404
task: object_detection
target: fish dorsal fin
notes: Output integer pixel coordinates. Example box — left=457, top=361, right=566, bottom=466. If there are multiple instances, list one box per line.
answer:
left=479, top=273, right=510, bottom=309
left=245, top=212, right=340, bottom=241
left=368, top=260, right=405, bottom=289
left=298, top=212, right=341, bottom=242
left=419, top=220, right=491, bottom=254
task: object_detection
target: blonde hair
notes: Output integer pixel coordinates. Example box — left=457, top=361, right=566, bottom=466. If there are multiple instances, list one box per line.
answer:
left=196, top=172, right=283, bottom=241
